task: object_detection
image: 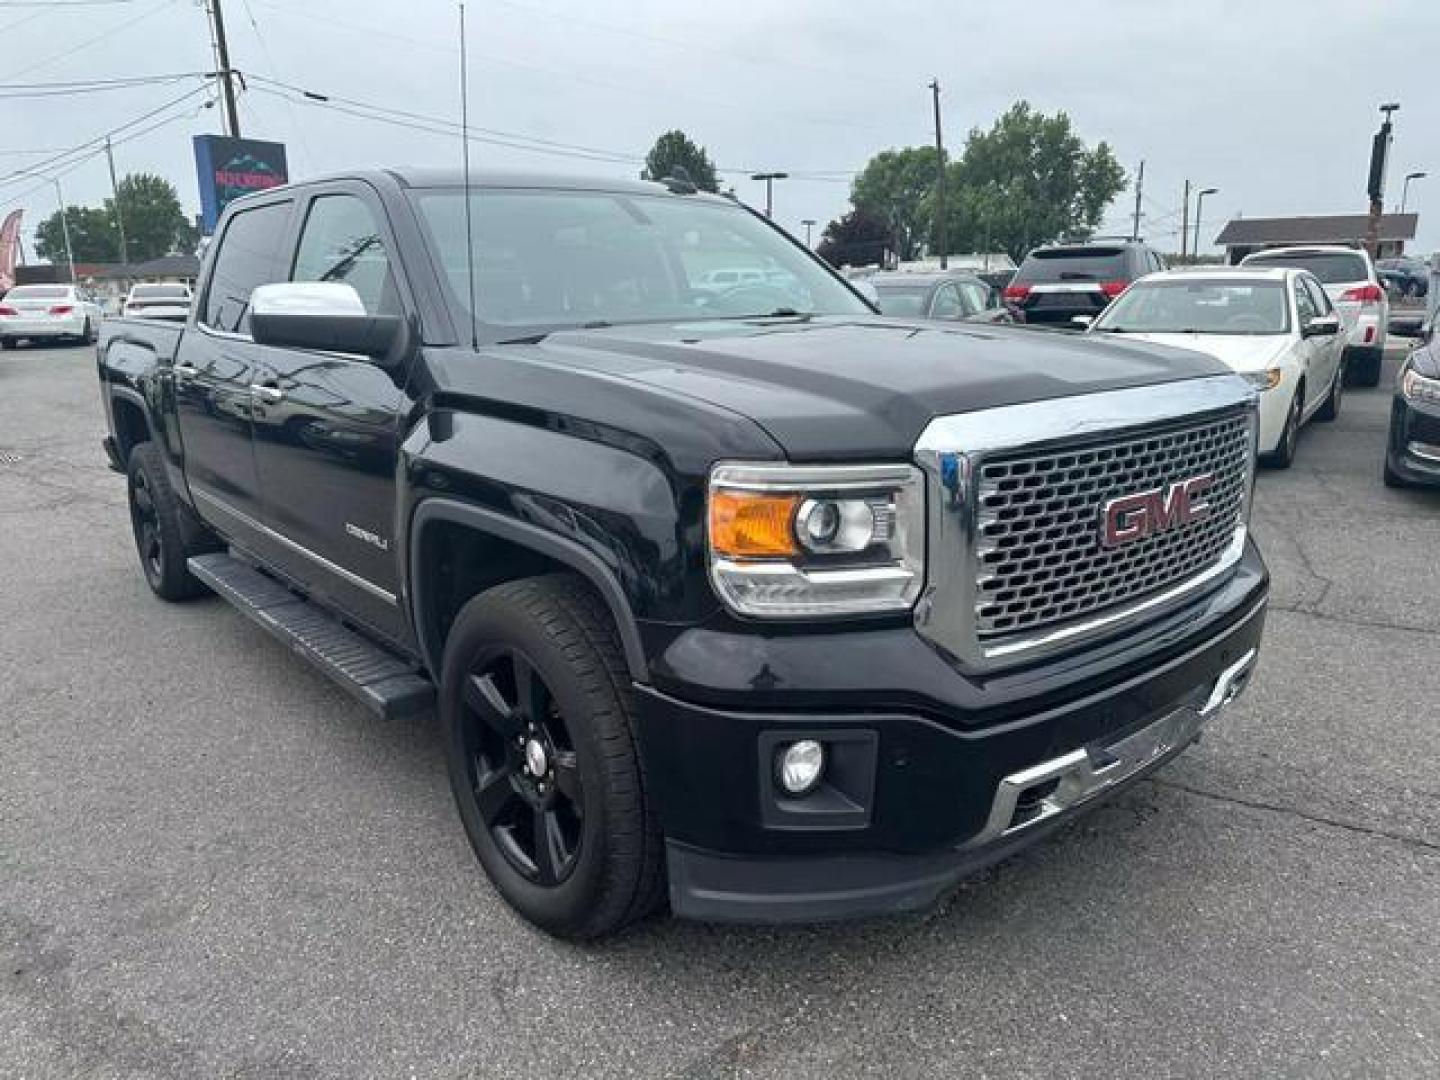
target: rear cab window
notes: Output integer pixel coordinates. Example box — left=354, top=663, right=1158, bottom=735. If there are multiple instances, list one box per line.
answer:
left=201, top=200, right=294, bottom=334
left=1014, top=247, right=1128, bottom=284
left=1244, top=251, right=1370, bottom=285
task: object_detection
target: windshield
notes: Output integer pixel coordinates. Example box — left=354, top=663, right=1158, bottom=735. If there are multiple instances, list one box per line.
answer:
left=1244, top=252, right=1368, bottom=285
left=132, top=285, right=189, bottom=299
left=1015, top=247, right=1127, bottom=284
left=6, top=286, right=69, bottom=300
left=1093, top=279, right=1290, bottom=335
left=871, top=286, right=929, bottom=317
left=410, top=187, right=867, bottom=336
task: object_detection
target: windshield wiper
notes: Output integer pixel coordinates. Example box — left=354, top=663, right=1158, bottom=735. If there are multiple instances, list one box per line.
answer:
left=719, top=308, right=811, bottom=320
left=495, top=320, right=613, bottom=346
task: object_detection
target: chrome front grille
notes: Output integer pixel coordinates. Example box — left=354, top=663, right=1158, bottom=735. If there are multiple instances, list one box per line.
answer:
left=912, top=378, right=1258, bottom=672
left=972, top=411, right=1251, bottom=638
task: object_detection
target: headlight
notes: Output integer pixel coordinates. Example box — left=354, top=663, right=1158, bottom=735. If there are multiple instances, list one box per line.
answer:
left=708, top=462, right=925, bottom=617
left=1242, top=368, right=1283, bottom=391
left=1401, top=368, right=1440, bottom=405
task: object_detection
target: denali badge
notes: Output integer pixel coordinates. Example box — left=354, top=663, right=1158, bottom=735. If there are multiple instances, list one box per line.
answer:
left=1100, top=474, right=1214, bottom=548
left=345, top=522, right=390, bottom=551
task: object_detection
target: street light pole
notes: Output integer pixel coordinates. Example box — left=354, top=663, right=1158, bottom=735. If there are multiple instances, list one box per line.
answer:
left=750, top=172, right=788, bottom=218
left=1193, top=187, right=1218, bottom=260
left=1366, top=103, right=1400, bottom=259
left=1401, top=171, right=1426, bottom=214
left=52, top=178, right=76, bottom=284
left=929, top=77, right=947, bottom=269
left=1180, top=179, right=1191, bottom=260
left=801, top=218, right=816, bottom=247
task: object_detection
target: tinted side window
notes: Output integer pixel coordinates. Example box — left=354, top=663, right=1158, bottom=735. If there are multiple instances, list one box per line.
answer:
left=1303, top=276, right=1332, bottom=316
left=202, top=202, right=292, bottom=333
left=1294, top=280, right=1318, bottom=323
left=292, top=195, right=400, bottom=316
left=957, top=281, right=988, bottom=316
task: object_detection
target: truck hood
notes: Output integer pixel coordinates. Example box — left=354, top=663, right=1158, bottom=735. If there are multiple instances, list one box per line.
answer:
left=455, top=316, right=1230, bottom=461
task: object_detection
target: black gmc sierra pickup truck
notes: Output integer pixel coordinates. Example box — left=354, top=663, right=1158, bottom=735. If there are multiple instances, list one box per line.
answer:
left=98, top=169, right=1268, bottom=939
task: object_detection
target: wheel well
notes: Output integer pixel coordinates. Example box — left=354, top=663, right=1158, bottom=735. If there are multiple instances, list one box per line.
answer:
left=415, top=520, right=628, bottom=677
left=111, top=396, right=151, bottom=463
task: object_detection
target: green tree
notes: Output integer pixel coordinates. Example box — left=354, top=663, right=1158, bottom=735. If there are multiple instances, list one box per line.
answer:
left=849, top=146, right=940, bottom=260
left=941, top=102, right=1126, bottom=260
left=816, top=206, right=892, bottom=268
left=35, top=205, right=120, bottom=263
left=108, top=173, right=195, bottom=261
left=33, top=172, right=195, bottom=266
left=641, top=130, right=719, bottom=193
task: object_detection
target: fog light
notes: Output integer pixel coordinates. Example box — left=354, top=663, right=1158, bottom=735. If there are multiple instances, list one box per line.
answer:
left=777, top=739, right=825, bottom=796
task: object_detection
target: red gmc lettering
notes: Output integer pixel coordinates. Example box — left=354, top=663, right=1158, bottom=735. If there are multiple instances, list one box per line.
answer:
left=1101, top=474, right=1215, bottom=548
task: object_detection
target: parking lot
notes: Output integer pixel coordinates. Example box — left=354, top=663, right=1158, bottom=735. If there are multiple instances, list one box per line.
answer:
left=2, top=341, right=1438, bottom=1078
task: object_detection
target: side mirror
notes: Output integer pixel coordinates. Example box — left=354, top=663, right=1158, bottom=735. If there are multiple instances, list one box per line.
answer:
left=1302, top=314, right=1341, bottom=338
left=250, top=282, right=402, bottom=361
left=1070, top=315, right=1094, bottom=330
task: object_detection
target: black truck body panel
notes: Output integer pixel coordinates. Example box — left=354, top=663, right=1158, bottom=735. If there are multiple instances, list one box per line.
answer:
left=98, top=168, right=1268, bottom=924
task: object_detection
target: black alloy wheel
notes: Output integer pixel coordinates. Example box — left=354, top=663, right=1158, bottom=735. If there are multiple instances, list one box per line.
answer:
left=459, top=646, right=584, bottom=886
left=128, top=464, right=165, bottom=589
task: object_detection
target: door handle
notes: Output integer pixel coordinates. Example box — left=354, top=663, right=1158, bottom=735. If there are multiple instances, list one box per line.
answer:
left=250, top=383, right=285, bottom=402
left=173, top=363, right=200, bottom=378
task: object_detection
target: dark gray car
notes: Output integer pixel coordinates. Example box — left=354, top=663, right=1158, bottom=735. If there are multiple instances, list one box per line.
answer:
left=868, top=271, right=1018, bottom=324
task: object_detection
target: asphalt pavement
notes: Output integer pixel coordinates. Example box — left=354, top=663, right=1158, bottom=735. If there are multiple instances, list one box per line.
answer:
left=2, top=341, right=1437, bottom=1079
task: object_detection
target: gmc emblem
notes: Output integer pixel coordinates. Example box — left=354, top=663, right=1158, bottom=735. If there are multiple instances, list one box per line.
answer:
left=1100, top=474, right=1215, bottom=548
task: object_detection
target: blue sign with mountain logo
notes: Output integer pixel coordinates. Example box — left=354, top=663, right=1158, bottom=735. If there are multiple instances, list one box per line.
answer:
left=193, top=135, right=289, bottom=234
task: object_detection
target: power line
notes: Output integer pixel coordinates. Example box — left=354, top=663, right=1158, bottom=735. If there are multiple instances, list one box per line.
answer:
left=1, top=0, right=175, bottom=83
left=0, top=71, right=210, bottom=99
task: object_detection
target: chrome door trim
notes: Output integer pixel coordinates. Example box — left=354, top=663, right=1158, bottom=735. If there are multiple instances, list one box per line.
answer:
left=912, top=376, right=1259, bottom=671
left=193, top=488, right=397, bottom=605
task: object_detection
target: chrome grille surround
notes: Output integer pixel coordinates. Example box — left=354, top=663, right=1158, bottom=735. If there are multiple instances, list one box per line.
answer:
left=912, top=378, right=1258, bottom=671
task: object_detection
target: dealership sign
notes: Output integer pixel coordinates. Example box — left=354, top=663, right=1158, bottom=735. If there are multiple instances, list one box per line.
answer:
left=193, top=135, right=289, bottom=234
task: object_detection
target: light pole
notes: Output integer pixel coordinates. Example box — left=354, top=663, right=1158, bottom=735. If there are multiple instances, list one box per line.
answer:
left=750, top=172, right=788, bottom=218
left=52, top=177, right=76, bottom=284
left=1401, top=171, right=1426, bottom=213
left=1192, top=187, right=1218, bottom=260
left=801, top=218, right=816, bottom=247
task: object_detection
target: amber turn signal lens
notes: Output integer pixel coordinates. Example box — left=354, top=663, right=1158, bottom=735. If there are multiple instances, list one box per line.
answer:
left=710, top=490, right=800, bottom=559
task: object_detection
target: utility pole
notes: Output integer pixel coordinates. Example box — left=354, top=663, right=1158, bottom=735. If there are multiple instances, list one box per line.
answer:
left=1131, top=160, right=1145, bottom=240
left=1366, top=103, right=1400, bottom=259
left=53, top=178, right=76, bottom=284
left=750, top=172, right=787, bottom=218
left=1180, top=179, right=1191, bottom=260
left=104, top=137, right=130, bottom=268
left=207, top=0, right=242, bottom=138
left=929, top=78, right=947, bottom=269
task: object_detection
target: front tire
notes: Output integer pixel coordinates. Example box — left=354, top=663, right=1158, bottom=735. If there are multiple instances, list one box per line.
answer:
left=1262, top=384, right=1303, bottom=469
left=439, top=575, right=664, bottom=939
left=126, top=442, right=215, bottom=600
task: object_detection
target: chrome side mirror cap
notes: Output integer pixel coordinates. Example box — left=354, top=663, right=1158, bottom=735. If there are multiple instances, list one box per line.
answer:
left=250, top=282, right=403, bottom=361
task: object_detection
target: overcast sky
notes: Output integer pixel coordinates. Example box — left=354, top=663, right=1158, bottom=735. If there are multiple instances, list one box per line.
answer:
left=2, top=0, right=1436, bottom=259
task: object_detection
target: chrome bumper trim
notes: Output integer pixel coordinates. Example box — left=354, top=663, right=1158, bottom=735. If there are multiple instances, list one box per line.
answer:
left=966, top=646, right=1258, bottom=849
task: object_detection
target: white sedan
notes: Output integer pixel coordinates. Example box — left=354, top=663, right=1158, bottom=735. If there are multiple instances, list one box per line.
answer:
left=1086, top=268, right=1345, bottom=467
left=0, top=283, right=105, bottom=348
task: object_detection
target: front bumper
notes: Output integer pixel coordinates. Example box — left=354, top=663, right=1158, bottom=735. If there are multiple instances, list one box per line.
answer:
left=1386, top=393, right=1440, bottom=486
left=638, top=545, right=1268, bottom=923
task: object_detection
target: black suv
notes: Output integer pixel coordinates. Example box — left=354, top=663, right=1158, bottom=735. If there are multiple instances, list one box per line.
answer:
left=1005, top=239, right=1166, bottom=326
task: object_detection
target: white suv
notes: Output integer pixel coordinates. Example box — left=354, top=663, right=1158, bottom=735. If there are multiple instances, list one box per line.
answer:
left=1240, top=245, right=1389, bottom=386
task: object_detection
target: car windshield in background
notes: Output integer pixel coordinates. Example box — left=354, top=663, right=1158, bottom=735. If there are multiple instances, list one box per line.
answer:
left=409, top=188, right=867, bottom=334
left=134, top=285, right=189, bottom=299
left=1094, top=280, right=1290, bottom=335
left=6, top=286, right=69, bottom=300
left=1015, top=247, right=1126, bottom=283
left=1245, top=252, right=1368, bottom=284
left=871, top=286, right=929, bottom=316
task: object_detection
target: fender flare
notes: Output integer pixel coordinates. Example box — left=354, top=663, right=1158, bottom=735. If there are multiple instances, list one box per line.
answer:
left=110, top=385, right=160, bottom=446
left=408, top=497, right=650, bottom=684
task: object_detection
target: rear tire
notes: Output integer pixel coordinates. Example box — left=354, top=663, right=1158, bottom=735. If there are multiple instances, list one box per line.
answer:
left=439, top=574, right=665, bottom=940
left=83, top=318, right=97, bottom=344
left=1316, top=361, right=1343, bottom=422
left=1384, top=459, right=1410, bottom=489
left=0, top=338, right=13, bottom=350
left=1345, top=346, right=1383, bottom=388
left=126, top=442, right=216, bottom=601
